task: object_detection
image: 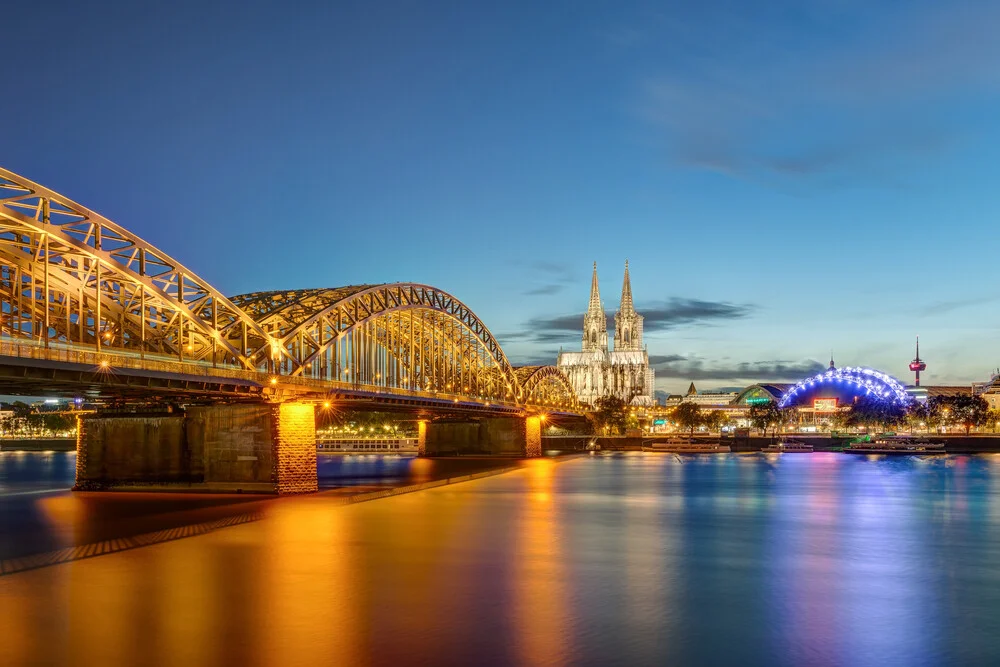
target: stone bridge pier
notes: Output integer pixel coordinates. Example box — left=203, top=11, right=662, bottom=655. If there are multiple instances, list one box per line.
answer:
left=418, top=416, right=542, bottom=457
left=74, top=402, right=318, bottom=494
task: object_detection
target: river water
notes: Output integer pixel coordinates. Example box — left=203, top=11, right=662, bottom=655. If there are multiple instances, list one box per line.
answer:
left=2, top=451, right=1000, bottom=666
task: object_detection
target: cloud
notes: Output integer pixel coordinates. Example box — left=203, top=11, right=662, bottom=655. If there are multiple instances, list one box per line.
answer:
left=502, top=298, right=752, bottom=345
left=919, top=295, right=1000, bottom=317
left=510, top=260, right=577, bottom=297
left=652, top=356, right=826, bottom=382
left=648, top=354, right=687, bottom=365
left=523, top=283, right=565, bottom=296
left=641, top=299, right=753, bottom=332
left=641, top=1, right=1000, bottom=181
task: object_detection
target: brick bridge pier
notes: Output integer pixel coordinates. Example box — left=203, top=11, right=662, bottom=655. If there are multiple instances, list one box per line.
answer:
left=75, top=403, right=318, bottom=494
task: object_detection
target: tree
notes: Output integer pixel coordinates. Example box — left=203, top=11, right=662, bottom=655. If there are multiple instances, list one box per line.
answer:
left=845, top=395, right=907, bottom=433
left=948, top=394, right=989, bottom=435
left=987, top=408, right=1000, bottom=433
left=592, top=395, right=629, bottom=435
left=906, top=401, right=930, bottom=432
left=926, top=395, right=989, bottom=434
left=42, top=413, right=75, bottom=435
left=671, top=402, right=703, bottom=435
left=926, top=396, right=950, bottom=431
left=702, top=410, right=726, bottom=433
left=10, top=401, right=32, bottom=419
left=24, top=413, right=45, bottom=436
left=749, top=402, right=785, bottom=437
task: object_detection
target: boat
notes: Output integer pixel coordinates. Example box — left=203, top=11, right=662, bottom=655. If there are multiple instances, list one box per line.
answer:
left=643, top=439, right=731, bottom=453
left=761, top=439, right=814, bottom=453
left=842, top=435, right=946, bottom=455
left=316, top=437, right=419, bottom=453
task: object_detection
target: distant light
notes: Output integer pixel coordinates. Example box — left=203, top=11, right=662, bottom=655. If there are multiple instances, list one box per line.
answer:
left=99, top=360, right=109, bottom=368
left=44, top=399, right=59, bottom=404
left=270, top=377, right=278, bottom=385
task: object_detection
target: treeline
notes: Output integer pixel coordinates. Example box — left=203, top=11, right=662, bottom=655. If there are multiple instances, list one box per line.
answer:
left=585, top=394, right=999, bottom=436
left=0, top=402, right=77, bottom=437
left=315, top=409, right=417, bottom=437
left=746, top=394, right=999, bottom=435
left=586, top=396, right=731, bottom=435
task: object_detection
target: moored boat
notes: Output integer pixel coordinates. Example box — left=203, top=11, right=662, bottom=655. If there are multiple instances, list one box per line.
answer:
left=317, top=438, right=419, bottom=453
left=842, top=435, right=945, bottom=454
left=643, top=439, right=731, bottom=453
left=761, top=439, right=814, bottom=453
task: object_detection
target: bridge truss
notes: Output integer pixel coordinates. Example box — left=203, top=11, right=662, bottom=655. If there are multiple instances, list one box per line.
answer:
left=0, top=167, right=578, bottom=411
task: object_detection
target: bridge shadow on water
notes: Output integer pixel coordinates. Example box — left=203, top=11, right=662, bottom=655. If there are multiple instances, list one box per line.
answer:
left=0, top=451, right=527, bottom=568
left=317, top=453, right=524, bottom=488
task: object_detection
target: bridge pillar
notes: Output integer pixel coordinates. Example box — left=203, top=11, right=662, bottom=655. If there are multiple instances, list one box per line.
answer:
left=422, top=416, right=541, bottom=457
left=75, top=402, right=318, bottom=494
left=417, top=420, right=427, bottom=457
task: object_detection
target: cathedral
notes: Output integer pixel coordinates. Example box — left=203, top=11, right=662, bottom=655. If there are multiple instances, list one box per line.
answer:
left=557, top=261, right=655, bottom=406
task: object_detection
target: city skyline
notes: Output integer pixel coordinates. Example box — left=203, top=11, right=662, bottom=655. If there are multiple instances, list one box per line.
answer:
left=5, top=1, right=1000, bottom=393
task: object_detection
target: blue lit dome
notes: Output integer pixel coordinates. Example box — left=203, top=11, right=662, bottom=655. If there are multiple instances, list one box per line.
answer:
left=777, top=366, right=911, bottom=409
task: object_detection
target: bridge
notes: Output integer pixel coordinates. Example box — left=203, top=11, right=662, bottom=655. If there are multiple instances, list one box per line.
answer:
left=0, top=166, right=582, bottom=493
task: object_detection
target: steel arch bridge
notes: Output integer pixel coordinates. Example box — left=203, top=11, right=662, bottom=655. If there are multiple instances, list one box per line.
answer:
left=0, top=167, right=578, bottom=412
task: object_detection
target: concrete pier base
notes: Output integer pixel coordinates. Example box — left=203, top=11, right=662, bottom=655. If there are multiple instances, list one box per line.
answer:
left=422, top=416, right=541, bottom=457
left=74, top=403, right=318, bottom=494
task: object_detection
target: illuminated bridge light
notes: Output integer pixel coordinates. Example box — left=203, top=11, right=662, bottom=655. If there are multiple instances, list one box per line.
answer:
left=0, top=166, right=584, bottom=418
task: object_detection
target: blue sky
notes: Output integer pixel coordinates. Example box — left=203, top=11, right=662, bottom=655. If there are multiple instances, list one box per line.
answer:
left=4, top=0, right=1000, bottom=393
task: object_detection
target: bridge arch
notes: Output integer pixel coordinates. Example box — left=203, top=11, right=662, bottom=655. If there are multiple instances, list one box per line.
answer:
left=0, top=167, right=272, bottom=369
left=0, top=167, right=579, bottom=409
left=514, top=366, right=577, bottom=409
left=229, top=285, right=524, bottom=402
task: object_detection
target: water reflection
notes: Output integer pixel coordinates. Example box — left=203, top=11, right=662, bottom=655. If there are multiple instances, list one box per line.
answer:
left=513, top=459, right=570, bottom=666
left=2, top=454, right=1000, bottom=665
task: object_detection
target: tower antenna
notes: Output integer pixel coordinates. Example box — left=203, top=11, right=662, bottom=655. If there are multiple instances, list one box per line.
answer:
left=909, top=335, right=927, bottom=386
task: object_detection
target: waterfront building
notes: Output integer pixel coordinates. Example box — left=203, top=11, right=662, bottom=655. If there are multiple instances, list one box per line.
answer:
left=682, top=382, right=739, bottom=407
left=557, top=262, right=655, bottom=406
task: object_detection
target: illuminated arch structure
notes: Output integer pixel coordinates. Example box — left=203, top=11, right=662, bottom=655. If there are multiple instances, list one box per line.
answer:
left=777, top=366, right=911, bottom=409
left=0, top=167, right=577, bottom=411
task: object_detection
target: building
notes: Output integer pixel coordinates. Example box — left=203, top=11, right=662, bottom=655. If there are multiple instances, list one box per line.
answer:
left=557, top=261, right=655, bottom=406
left=681, top=382, right=739, bottom=407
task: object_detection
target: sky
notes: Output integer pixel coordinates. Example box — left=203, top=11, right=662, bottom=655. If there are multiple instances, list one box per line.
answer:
left=4, top=0, right=1000, bottom=394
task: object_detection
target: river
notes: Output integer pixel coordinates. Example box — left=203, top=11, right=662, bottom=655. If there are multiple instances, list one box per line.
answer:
left=2, top=451, right=1000, bottom=665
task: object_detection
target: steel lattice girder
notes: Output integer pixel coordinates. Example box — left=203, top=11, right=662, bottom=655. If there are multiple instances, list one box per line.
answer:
left=0, top=167, right=273, bottom=369
left=515, top=365, right=577, bottom=404
left=229, top=284, right=516, bottom=380
left=0, top=166, right=578, bottom=409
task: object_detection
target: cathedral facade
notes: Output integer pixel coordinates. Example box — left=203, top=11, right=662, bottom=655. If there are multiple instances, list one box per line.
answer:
left=557, top=262, right=655, bottom=406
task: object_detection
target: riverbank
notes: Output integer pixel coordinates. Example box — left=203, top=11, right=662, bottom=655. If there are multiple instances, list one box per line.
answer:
left=0, top=438, right=76, bottom=452
left=544, top=434, right=1000, bottom=453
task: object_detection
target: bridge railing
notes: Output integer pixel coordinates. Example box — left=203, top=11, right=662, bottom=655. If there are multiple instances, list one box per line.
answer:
left=0, top=336, right=573, bottom=411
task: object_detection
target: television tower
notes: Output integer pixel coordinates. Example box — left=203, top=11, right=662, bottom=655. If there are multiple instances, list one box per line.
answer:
left=909, top=336, right=927, bottom=386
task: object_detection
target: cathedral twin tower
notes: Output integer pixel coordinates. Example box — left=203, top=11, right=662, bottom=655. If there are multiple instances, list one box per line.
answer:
left=557, top=261, right=655, bottom=406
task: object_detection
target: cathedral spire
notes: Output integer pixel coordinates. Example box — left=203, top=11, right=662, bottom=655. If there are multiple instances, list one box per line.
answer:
left=582, top=261, right=608, bottom=352
left=588, top=261, right=602, bottom=315
left=619, top=259, right=634, bottom=314
left=613, top=260, right=644, bottom=352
